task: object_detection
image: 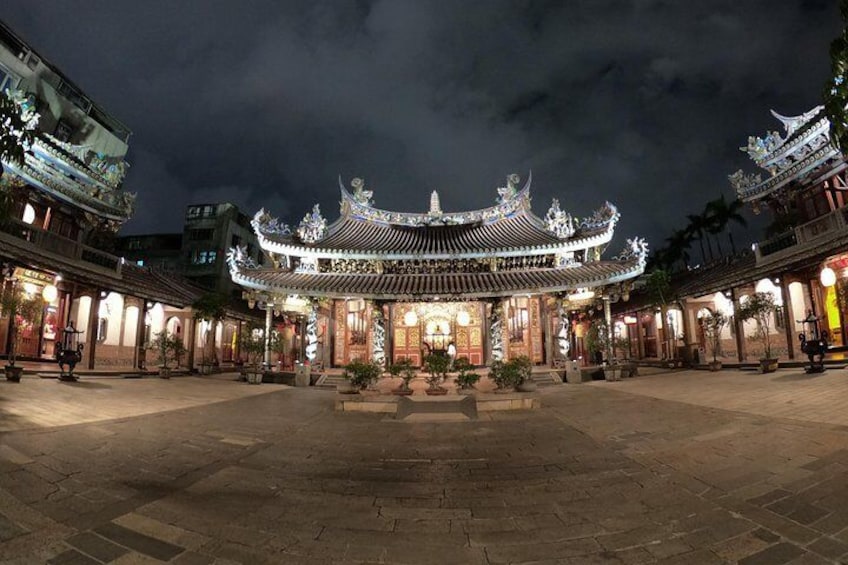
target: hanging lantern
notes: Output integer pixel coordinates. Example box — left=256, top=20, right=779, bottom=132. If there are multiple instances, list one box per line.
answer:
left=456, top=310, right=471, bottom=327
left=821, top=266, right=837, bottom=288
left=41, top=284, right=58, bottom=303
left=403, top=310, right=418, bottom=326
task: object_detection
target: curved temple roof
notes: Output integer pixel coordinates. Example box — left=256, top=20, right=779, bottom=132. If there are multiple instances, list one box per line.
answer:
left=251, top=174, right=620, bottom=260
left=730, top=106, right=842, bottom=203
left=230, top=258, right=644, bottom=300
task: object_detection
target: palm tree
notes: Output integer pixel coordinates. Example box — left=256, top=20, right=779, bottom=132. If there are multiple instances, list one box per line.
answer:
left=686, top=213, right=713, bottom=263
left=706, top=195, right=748, bottom=255
left=664, top=229, right=692, bottom=271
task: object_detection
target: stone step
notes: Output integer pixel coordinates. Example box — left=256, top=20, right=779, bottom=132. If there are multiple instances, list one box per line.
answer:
left=396, top=395, right=477, bottom=421
left=529, top=371, right=563, bottom=386
left=314, top=374, right=347, bottom=389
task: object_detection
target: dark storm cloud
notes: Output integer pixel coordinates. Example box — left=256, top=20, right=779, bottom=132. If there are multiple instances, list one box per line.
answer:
left=2, top=1, right=842, bottom=252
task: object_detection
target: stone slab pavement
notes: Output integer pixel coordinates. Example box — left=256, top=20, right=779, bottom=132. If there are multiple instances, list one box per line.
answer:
left=3, top=369, right=848, bottom=562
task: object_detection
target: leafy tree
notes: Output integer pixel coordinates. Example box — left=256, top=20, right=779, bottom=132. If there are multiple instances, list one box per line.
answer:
left=1, top=287, right=41, bottom=366
left=192, top=293, right=229, bottom=366
left=736, top=292, right=778, bottom=360
left=700, top=308, right=728, bottom=363
left=0, top=90, right=35, bottom=177
left=825, top=0, right=848, bottom=151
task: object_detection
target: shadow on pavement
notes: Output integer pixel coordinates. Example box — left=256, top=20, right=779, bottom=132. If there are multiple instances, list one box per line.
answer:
left=771, top=371, right=827, bottom=382
left=57, top=380, right=114, bottom=390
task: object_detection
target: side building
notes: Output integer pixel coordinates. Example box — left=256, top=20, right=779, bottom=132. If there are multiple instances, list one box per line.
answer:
left=614, top=105, right=848, bottom=364
left=0, top=19, right=254, bottom=372
left=117, top=203, right=264, bottom=298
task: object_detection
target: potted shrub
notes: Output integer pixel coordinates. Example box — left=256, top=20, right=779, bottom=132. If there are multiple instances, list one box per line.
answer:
left=1, top=287, right=41, bottom=382
left=147, top=330, right=185, bottom=378
left=238, top=326, right=266, bottom=384
left=453, top=357, right=479, bottom=393
left=388, top=358, right=416, bottom=395
left=584, top=320, right=607, bottom=366
left=512, top=355, right=536, bottom=392
left=341, top=359, right=382, bottom=393
left=701, top=308, right=728, bottom=371
left=423, top=353, right=450, bottom=395
left=737, top=291, right=779, bottom=373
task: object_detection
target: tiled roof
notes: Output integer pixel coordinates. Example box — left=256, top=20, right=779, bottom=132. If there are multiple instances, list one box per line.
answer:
left=319, top=211, right=561, bottom=253
left=233, top=259, right=643, bottom=299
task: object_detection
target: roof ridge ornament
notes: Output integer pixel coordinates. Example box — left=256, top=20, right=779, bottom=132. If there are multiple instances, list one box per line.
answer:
left=544, top=198, right=574, bottom=239
left=496, top=173, right=521, bottom=204
left=429, top=190, right=442, bottom=216
left=728, top=169, right=763, bottom=197
left=226, top=245, right=258, bottom=272
left=614, top=237, right=649, bottom=269
left=252, top=208, right=292, bottom=236
left=770, top=105, right=824, bottom=138
left=297, top=204, right=328, bottom=243
left=350, top=177, right=373, bottom=206
left=580, top=201, right=620, bottom=229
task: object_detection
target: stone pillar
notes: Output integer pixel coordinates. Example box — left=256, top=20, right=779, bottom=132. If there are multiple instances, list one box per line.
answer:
left=264, top=303, right=273, bottom=368
left=603, top=296, right=613, bottom=362
left=235, top=320, right=243, bottom=362
left=84, top=291, right=101, bottom=370
left=480, top=301, right=490, bottom=365
left=658, top=305, right=669, bottom=360
left=780, top=280, right=796, bottom=360
left=185, top=316, right=196, bottom=371
left=133, top=300, right=148, bottom=369
left=386, top=303, right=394, bottom=366
left=635, top=310, right=645, bottom=359
left=730, top=288, right=746, bottom=362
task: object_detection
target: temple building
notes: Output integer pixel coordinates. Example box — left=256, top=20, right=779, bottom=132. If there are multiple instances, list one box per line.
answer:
left=228, top=174, right=648, bottom=368
left=614, top=105, right=848, bottom=364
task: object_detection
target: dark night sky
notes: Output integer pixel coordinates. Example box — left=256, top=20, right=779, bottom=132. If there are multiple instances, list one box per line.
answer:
left=3, top=1, right=842, bottom=255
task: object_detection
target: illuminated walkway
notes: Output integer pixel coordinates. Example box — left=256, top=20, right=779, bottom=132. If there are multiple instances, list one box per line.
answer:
left=2, top=369, right=848, bottom=563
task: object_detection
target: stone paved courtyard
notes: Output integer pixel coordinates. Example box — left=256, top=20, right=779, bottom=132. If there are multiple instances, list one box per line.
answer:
left=4, top=369, right=848, bottom=563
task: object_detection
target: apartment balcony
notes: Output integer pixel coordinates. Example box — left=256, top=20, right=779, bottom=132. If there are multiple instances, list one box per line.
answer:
left=0, top=217, right=122, bottom=276
left=753, top=207, right=848, bottom=266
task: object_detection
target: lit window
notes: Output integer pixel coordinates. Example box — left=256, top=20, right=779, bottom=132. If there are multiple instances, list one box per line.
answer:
left=136, top=260, right=144, bottom=266
left=22, top=203, right=36, bottom=224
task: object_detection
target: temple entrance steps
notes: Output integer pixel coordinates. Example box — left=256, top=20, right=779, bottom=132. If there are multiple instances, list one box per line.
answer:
left=314, top=373, right=347, bottom=389
left=395, top=395, right=478, bottom=422
left=529, top=371, right=564, bottom=387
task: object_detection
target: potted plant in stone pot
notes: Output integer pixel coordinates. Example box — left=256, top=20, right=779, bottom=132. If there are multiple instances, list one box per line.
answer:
left=737, top=291, right=779, bottom=374
left=238, top=326, right=266, bottom=384
left=147, top=330, right=185, bottom=379
left=1, top=288, right=41, bottom=382
left=701, top=308, right=728, bottom=371
left=453, top=356, right=479, bottom=393
left=423, top=353, right=450, bottom=395
left=388, top=358, right=416, bottom=395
